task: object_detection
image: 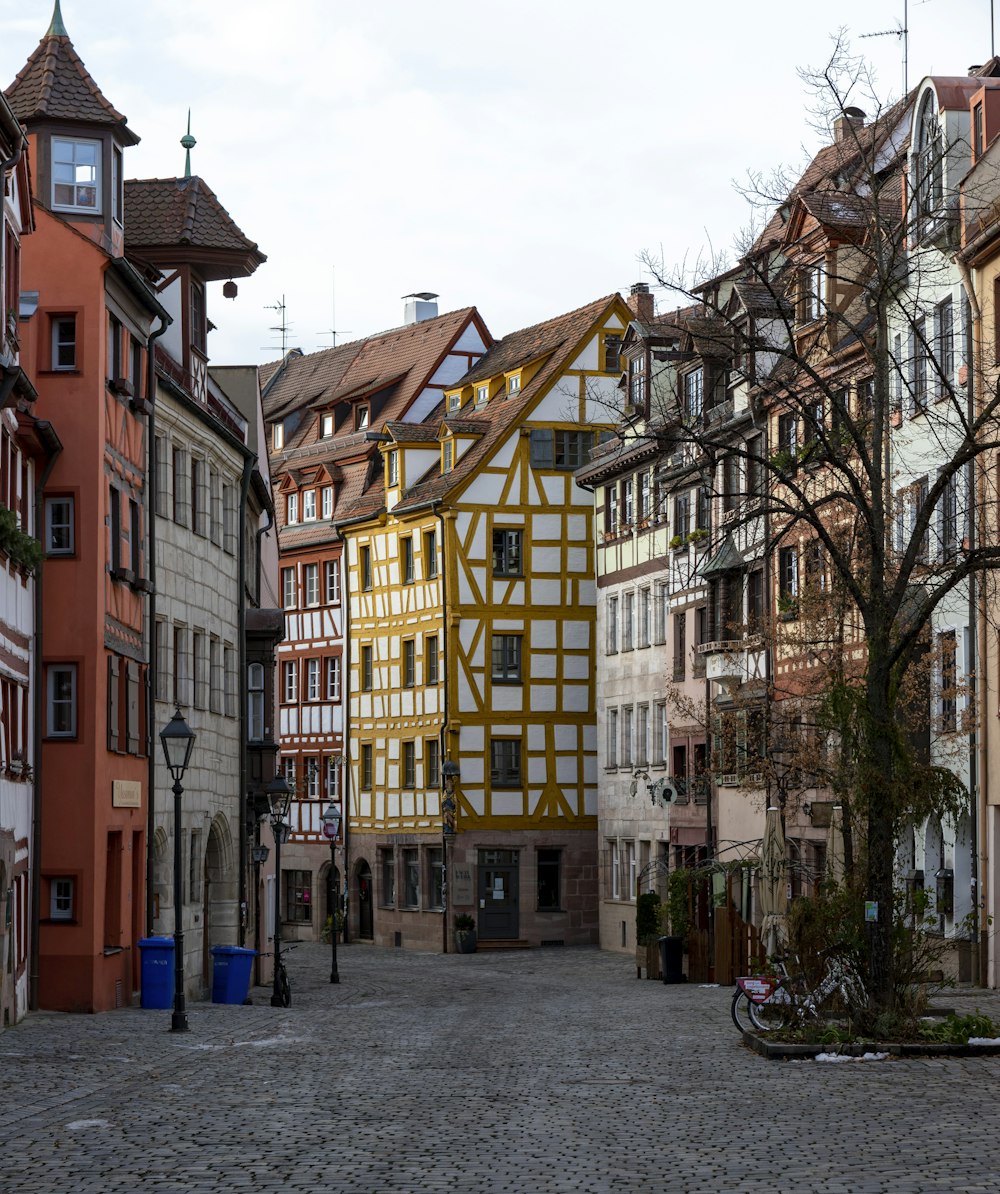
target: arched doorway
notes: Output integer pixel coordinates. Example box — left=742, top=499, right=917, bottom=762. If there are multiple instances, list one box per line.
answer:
left=151, top=827, right=169, bottom=934
left=203, top=816, right=238, bottom=992
left=356, top=860, right=373, bottom=940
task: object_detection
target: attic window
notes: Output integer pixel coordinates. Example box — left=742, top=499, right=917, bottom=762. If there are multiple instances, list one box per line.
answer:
left=273, top=423, right=284, bottom=451
left=321, top=413, right=334, bottom=438
left=476, top=385, right=489, bottom=406
left=386, top=450, right=399, bottom=486
left=915, top=90, right=944, bottom=222
left=448, top=393, right=462, bottom=412
left=355, top=405, right=370, bottom=431
left=507, top=375, right=521, bottom=395
left=603, top=334, right=622, bottom=373
left=442, top=440, right=454, bottom=474
left=52, top=137, right=100, bottom=213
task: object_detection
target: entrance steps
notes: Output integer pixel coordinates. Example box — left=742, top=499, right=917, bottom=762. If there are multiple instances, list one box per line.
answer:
left=476, top=938, right=531, bottom=951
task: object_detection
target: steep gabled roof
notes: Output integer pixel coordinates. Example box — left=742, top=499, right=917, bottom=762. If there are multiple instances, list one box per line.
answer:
left=5, top=11, right=139, bottom=145
left=124, top=177, right=266, bottom=279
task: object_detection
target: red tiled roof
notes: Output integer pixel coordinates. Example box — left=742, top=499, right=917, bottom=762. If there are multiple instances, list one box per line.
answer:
left=124, top=177, right=265, bottom=279
left=5, top=30, right=139, bottom=145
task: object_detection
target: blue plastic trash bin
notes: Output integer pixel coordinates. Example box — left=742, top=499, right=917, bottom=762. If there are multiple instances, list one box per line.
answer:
left=138, top=936, right=175, bottom=1009
left=211, top=945, right=257, bottom=1004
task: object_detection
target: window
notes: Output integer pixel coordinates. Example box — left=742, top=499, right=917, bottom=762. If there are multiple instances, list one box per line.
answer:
left=673, top=492, right=689, bottom=541
left=654, top=582, right=668, bottom=645
left=555, top=430, right=591, bottom=469
left=208, top=467, right=221, bottom=545
left=607, top=708, right=619, bottom=768
left=490, top=738, right=522, bottom=786
left=209, top=639, right=222, bottom=712
left=173, top=627, right=191, bottom=706
left=747, top=570, right=765, bottom=631
left=940, top=630, right=958, bottom=733
left=304, top=563, right=320, bottom=606
left=610, top=841, right=621, bottom=899
left=799, top=261, right=824, bottom=324
left=304, top=757, right=320, bottom=798
left=321, top=413, right=334, bottom=438
left=912, top=318, right=928, bottom=411
left=248, top=662, right=265, bottom=741
left=402, top=848, right=420, bottom=907
left=361, top=546, right=372, bottom=590
left=637, top=705, right=649, bottom=767
left=975, top=102, right=985, bottom=159
left=638, top=471, right=651, bottom=523
left=52, top=137, right=100, bottom=211
left=361, top=743, right=373, bottom=790
left=361, top=645, right=373, bottom=691
left=778, top=547, right=799, bottom=608
left=282, top=567, right=297, bottom=610
left=939, top=471, right=959, bottom=562
left=403, top=741, right=416, bottom=788
left=622, top=705, right=634, bottom=767
left=321, top=486, right=333, bottom=519
left=449, top=392, right=463, bottom=412
left=424, top=529, right=438, bottom=578
left=638, top=587, right=651, bottom=649
left=172, top=447, right=189, bottom=526
left=935, top=298, right=954, bottom=397
left=429, top=847, right=445, bottom=909
left=223, top=483, right=236, bottom=555
left=326, top=656, right=341, bottom=701
left=386, top=450, right=399, bottom=486
left=507, top=374, right=521, bottom=395
left=654, top=701, right=667, bottom=764
left=696, top=486, right=711, bottom=535
left=426, top=635, right=439, bottom=685
left=190, top=282, right=207, bottom=355
left=355, top=405, right=370, bottom=431
left=915, top=89, right=943, bottom=222
left=777, top=413, right=797, bottom=462
left=403, top=639, right=415, bottom=688
left=628, top=354, right=646, bottom=407
left=683, top=369, right=704, bottom=420
left=477, top=384, right=490, bottom=405
left=746, top=435, right=764, bottom=497
left=45, top=495, right=74, bottom=555
left=603, top=334, right=622, bottom=374
left=193, top=633, right=208, bottom=709
left=51, top=316, right=76, bottom=370
left=42, top=659, right=76, bottom=742
left=605, top=483, right=618, bottom=535
left=192, top=458, right=209, bottom=536
left=607, top=595, right=619, bottom=654
left=492, top=633, right=522, bottom=682
left=381, top=849, right=396, bottom=906
left=325, top=558, right=341, bottom=603
left=303, top=490, right=317, bottom=521
left=224, top=645, right=237, bottom=718
left=306, top=658, right=321, bottom=701
left=442, top=440, right=454, bottom=473
left=273, top=423, right=284, bottom=451
left=426, top=739, right=440, bottom=787
left=492, top=528, right=522, bottom=576
left=673, top=612, right=686, bottom=680
left=284, top=870, right=312, bottom=923
left=402, top=536, right=414, bottom=583
left=282, top=660, right=298, bottom=704
left=622, top=591, right=635, bottom=651
left=326, top=755, right=341, bottom=799
left=50, top=877, right=75, bottom=921
left=155, top=620, right=170, bottom=702
left=286, top=492, right=299, bottom=525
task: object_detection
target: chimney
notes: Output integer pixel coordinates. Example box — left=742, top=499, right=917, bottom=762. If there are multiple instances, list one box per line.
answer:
left=403, top=292, right=439, bottom=324
left=628, top=282, right=654, bottom=323
left=833, top=107, right=866, bottom=143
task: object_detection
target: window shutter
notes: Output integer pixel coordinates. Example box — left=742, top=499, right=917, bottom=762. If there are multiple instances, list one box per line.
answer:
left=127, top=662, right=140, bottom=754
left=108, top=656, right=120, bottom=752
left=529, top=429, right=553, bottom=469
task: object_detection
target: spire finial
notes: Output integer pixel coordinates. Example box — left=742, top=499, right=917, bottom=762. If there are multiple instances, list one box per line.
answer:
left=180, top=109, right=196, bottom=178
left=47, top=0, right=68, bottom=37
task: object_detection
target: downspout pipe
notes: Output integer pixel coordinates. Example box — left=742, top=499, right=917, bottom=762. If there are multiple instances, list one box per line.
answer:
left=237, top=454, right=256, bottom=947
left=144, top=315, right=169, bottom=937
left=433, top=502, right=450, bottom=955
left=28, top=420, right=62, bottom=1012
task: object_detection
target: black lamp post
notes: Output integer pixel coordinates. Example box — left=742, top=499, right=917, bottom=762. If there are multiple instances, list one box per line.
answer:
left=159, top=705, right=196, bottom=1032
left=441, top=759, right=460, bottom=954
left=322, top=799, right=342, bottom=984
left=266, top=771, right=292, bottom=1008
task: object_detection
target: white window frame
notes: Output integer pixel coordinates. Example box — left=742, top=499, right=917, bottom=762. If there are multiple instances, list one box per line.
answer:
left=50, top=877, right=75, bottom=920
left=321, top=486, right=333, bottom=520
left=51, top=316, right=77, bottom=371
left=287, top=492, right=299, bottom=525
left=325, top=558, right=341, bottom=603
left=326, top=656, right=341, bottom=701
left=303, top=490, right=317, bottom=521
left=610, top=841, right=621, bottom=900
left=273, top=423, right=284, bottom=451
left=306, top=658, right=321, bottom=702
left=607, top=708, right=618, bottom=768
left=282, top=567, right=297, bottom=610
left=303, top=562, right=320, bottom=607
left=51, top=136, right=101, bottom=213
left=283, top=660, right=298, bottom=704
left=321, top=413, right=334, bottom=438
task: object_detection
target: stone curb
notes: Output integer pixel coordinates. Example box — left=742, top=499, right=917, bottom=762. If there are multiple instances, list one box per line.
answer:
left=742, top=1030, right=1000, bottom=1059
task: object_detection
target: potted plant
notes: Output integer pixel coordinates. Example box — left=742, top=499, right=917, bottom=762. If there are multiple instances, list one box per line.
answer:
left=668, top=534, right=684, bottom=550
left=454, top=913, right=477, bottom=954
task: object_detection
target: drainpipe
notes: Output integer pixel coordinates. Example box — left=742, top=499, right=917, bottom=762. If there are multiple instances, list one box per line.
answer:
left=338, top=530, right=350, bottom=945
left=28, top=421, right=62, bottom=1011
left=434, top=502, right=450, bottom=955
left=144, top=316, right=169, bottom=937
left=956, top=255, right=984, bottom=986
left=237, top=453, right=255, bottom=947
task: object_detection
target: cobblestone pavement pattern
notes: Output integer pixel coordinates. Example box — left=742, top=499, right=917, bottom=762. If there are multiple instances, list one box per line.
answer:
left=4, top=945, right=1000, bottom=1193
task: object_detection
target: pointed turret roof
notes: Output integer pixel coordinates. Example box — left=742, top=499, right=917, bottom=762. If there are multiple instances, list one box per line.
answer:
left=4, top=2, right=140, bottom=145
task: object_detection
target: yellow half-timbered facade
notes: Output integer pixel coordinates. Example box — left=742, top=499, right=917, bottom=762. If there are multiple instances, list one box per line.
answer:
left=344, top=294, right=631, bottom=949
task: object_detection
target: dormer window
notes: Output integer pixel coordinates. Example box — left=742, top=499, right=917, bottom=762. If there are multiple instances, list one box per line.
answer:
left=507, top=375, right=521, bottom=395
left=273, top=423, right=284, bottom=451
left=448, top=393, right=462, bottom=412
left=798, top=262, right=824, bottom=325
left=476, top=385, right=489, bottom=406
left=355, top=405, right=370, bottom=431
left=915, top=90, right=943, bottom=222
left=320, top=413, right=334, bottom=438
left=603, top=334, right=622, bottom=373
left=442, top=440, right=454, bottom=473
left=628, top=355, right=646, bottom=408
left=683, top=369, right=704, bottom=420
left=303, top=490, right=317, bottom=521
left=52, top=137, right=100, bottom=213
left=322, top=486, right=333, bottom=519
left=287, top=492, right=299, bottom=524
left=191, top=280, right=207, bottom=355
left=112, top=146, right=123, bottom=226
left=386, top=450, right=399, bottom=486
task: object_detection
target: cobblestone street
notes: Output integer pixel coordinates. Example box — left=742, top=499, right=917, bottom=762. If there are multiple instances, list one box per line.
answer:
left=4, top=944, right=1000, bottom=1193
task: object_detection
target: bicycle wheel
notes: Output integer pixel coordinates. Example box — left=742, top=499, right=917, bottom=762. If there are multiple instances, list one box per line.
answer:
left=278, top=967, right=291, bottom=1008
left=731, top=989, right=755, bottom=1033
left=747, top=990, right=793, bottom=1031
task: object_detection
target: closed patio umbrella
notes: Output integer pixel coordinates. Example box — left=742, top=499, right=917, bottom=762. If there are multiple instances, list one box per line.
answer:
left=826, top=804, right=845, bottom=887
left=759, top=806, right=787, bottom=957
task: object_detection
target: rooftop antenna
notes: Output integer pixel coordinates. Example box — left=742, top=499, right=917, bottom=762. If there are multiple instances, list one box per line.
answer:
left=317, top=267, right=351, bottom=349
left=860, top=0, right=909, bottom=94
left=180, top=110, right=196, bottom=178
left=264, top=296, right=291, bottom=356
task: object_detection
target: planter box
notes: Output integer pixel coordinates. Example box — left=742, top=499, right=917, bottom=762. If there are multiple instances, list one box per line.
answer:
left=636, top=941, right=661, bottom=980
left=454, top=929, right=477, bottom=954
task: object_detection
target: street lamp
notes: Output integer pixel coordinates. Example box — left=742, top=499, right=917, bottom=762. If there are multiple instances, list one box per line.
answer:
left=266, top=770, right=292, bottom=1008
left=159, top=705, right=196, bottom=1033
left=322, top=800, right=342, bottom=984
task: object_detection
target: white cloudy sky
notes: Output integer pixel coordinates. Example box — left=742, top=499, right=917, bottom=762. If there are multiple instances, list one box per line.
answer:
left=0, top=0, right=995, bottom=363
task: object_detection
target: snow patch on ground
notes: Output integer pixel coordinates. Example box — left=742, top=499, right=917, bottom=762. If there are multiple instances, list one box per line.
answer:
left=967, top=1037, right=1000, bottom=1046
left=815, top=1051, right=890, bottom=1063
left=66, top=1119, right=110, bottom=1131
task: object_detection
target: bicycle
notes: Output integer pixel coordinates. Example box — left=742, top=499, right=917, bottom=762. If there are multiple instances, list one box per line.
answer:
left=732, top=948, right=865, bottom=1033
left=261, top=945, right=296, bottom=1008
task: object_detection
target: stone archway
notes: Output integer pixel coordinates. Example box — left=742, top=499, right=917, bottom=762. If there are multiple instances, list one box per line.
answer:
left=202, top=816, right=238, bottom=992
left=355, top=859, right=373, bottom=940
left=151, top=827, right=170, bottom=935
